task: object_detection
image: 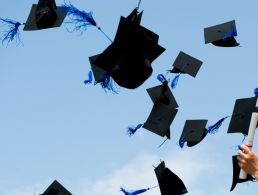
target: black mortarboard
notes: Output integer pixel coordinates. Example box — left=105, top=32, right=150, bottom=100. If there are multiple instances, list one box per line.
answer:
left=40, top=180, right=72, bottom=195
left=146, top=81, right=178, bottom=107
left=204, top=20, right=239, bottom=47
left=170, top=51, right=203, bottom=77
left=228, top=97, right=258, bottom=135
left=23, top=0, right=68, bottom=31
left=92, top=9, right=165, bottom=89
left=179, top=120, right=208, bottom=148
left=230, top=155, right=254, bottom=191
left=154, top=161, right=188, bottom=195
left=143, top=102, right=178, bottom=139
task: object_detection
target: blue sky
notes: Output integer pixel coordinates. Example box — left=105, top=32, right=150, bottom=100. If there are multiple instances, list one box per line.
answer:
left=0, top=0, right=257, bottom=194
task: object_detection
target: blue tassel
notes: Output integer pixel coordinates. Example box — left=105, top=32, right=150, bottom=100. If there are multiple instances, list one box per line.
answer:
left=84, top=70, right=93, bottom=84
left=62, top=1, right=97, bottom=33
left=206, top=116, right=230, bottom=134
left=223, top=27, right=237, bottom=40
left=254, top=88, right=258, bottom=97
left=120, top=187, right=150, bottom=195
left=100, top=73, right=118, bottom=94
left=0, top=18, right=22, bottom=46
left=171, top=73, right=180, bottom=89
left=157, top=74, right=166, bottom=84
left=127, top=124, right=143, bottom=136
left=178, top=138, right=186, bottom=149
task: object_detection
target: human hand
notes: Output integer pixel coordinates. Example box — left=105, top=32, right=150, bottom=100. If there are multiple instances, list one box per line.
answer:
left=237, top=144, right=258, bottom=180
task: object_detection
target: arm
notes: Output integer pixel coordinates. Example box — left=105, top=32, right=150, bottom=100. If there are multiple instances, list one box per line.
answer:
left=237, top=144, right=258, bottom=180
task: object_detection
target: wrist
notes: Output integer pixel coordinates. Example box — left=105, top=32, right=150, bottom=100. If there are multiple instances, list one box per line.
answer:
left=254, top=171, right=258, bottom=181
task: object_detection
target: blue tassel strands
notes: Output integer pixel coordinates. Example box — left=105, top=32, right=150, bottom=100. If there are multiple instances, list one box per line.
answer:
left=170, top=73, right=180, bottom=89
left=120, top=186, right=156, bottom=195
left=127, top=124, right=143, bottom=136
left=100, top=73, right=119, bottom=94
left=0, top=18, right=23, bottom=46
left=62, top=1, right=113, bottom=42
left=205, top=116, right=230, bottom=134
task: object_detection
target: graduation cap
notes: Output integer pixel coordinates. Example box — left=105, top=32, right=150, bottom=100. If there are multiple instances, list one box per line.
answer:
left=228, top=97, right=258, bottom=135
left=40, top=180, right=72, bottom=195
left=0, top=0, right=68, bottom=46
left=92, top=9, right=165, bottom=89
left=168, top=51, right=203, bottom=89
left=179, top=116, right=230, bottom=148
left=146, top=81, right=178, bottom=107
left=204, top=20, right=239, bottom=47
left=230, top=155, right=254, bottom=191
left=154, top=161, right=188, bottom=195
left=23, top=0, right=68, bottom=31
left=143, top=101, right=178, bottom=139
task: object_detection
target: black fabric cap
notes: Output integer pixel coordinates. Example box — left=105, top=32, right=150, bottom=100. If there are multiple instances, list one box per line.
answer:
left=228, top=97, right=257, bottom=135
left=146, top=81, right=178, bottom=108
left=179, top=119, right=208, bottom=147
left=143, top=102, right=178, bottom=138
left=154, top=161, right=188, bottom=195
left=230, top=155, right=254, bottom=191
left=170, top=51, right=203, bottom=77
left=204, top=20, right=239, bottom=47
left=40, top=180, right=72, bottom=195
left=92, top=10, right=165, bottom=89
left=23, top=0, right=68, bottom=31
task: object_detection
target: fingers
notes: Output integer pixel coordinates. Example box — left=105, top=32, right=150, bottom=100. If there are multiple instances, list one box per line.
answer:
left=238, top=149, right=248, bottom=158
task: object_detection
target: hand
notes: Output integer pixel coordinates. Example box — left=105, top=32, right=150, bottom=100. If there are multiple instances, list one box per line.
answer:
left=237, top=144, right=258, bottom=180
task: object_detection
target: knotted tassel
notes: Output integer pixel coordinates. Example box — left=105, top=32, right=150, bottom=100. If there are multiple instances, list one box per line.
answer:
left=178, top=138, right=186, bottom=149
left=254, top=88, right=258, bottom=97
left=0, top=18, right=23, bottom=46
left=157, top=74, right=167, bottom=84
left=205, top=116, right=230, bottom=134
left=171, top=73, right=180, bottom=89
left=120, top=187, right=151, bottom=195
left=100, top=73, right=118, bottom=94
left=62, top=1, right=97, bottom=33
left=127, top=123, right=143, bottom=136
left=84, top=70, right=93, bottom=84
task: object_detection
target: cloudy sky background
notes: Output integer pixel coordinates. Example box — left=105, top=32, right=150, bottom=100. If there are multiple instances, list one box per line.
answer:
left=0, top=0, right=258, bottom=195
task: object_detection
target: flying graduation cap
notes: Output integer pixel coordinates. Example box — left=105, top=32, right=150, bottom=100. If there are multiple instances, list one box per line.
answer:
left=230, top=155, right=255, bottom=191
left=204, top=20, right=239, bottom=47
left=228, top=96, right=258, bottom=135
left=179, top=116, right=230, bottom=148
left=90, top=8, right=165, bottom=89
left=0, top=0, right=68, bottom=45
left=39, top=180, right=72, bottom=195
left=168, top=51, right=203, bottom=89
left=154, top=161, right=188, bottom=195
left=127, top=81, right=178, bottom=146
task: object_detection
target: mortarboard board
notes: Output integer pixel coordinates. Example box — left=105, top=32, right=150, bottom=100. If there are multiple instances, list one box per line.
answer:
left=179, top=119, right=208, bottom=148
left=154, top=161, right=188, bottom=195
left=146, top=81, right=178, bottom=107
left=89, top=54, right=107, bottom=84
left=143, top=101, right=178, bottom=139
left=23, top=0, right=68, bottom=31
left=92, top=9, right=165, bottom=89
left=170, top=51, right=203, bottom=77
left=228, top=97, right=257, bottom=135
left=40, top=180, right=72, bottom=195
left=168, top=51, right=203, bottom=89
left=230, top=155, right=254, bottom=191
left=204, top=20, right=239, bottom=47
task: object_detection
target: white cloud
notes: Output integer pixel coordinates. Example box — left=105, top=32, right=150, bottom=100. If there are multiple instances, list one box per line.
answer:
left=78, top=148, right=216, bottom=195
